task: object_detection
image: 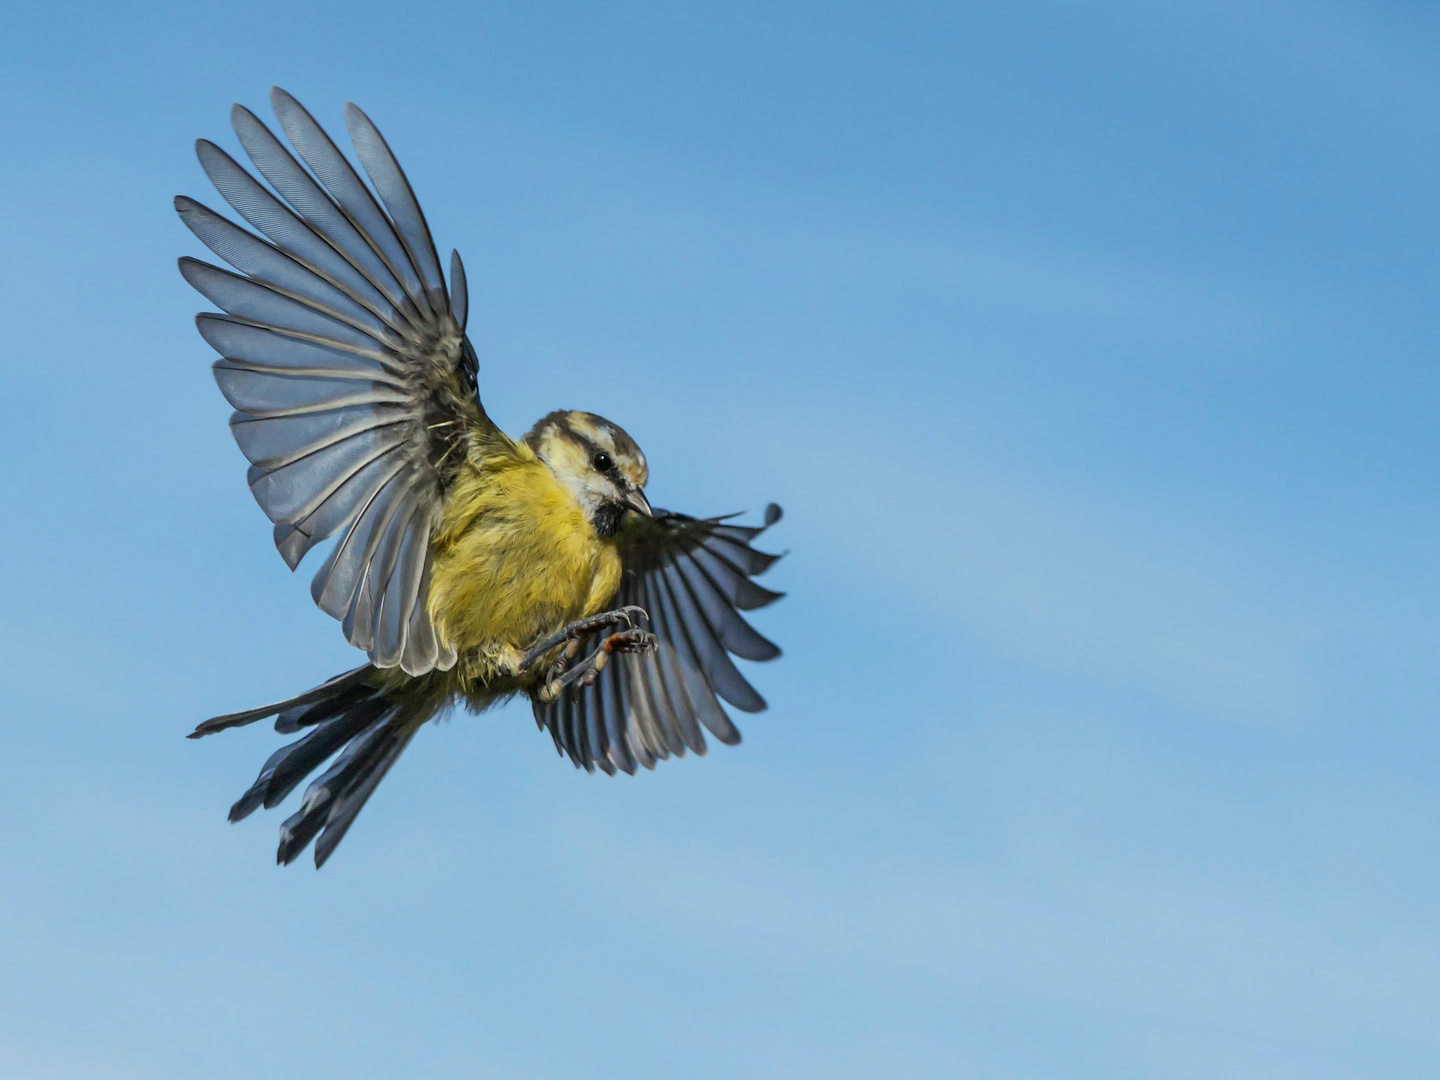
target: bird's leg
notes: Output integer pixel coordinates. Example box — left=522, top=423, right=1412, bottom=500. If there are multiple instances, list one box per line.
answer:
left=542, top=634, right=589, bottom=685
left=525, top=608, right=656, bottom=703
left=520, top=606, right=650, bottom=672
left=535, top=628, right=655, bottom=702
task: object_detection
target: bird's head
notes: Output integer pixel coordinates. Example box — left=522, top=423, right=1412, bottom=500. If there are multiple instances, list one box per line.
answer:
left=524, top=410, right=652, bottom=537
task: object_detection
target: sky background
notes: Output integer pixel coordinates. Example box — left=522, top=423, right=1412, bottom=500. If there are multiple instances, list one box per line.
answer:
left=2, top=1, right=1439, bottom=1076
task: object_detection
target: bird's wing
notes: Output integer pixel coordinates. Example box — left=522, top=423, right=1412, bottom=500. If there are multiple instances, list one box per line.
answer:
left=178, top=88, right=497, bottom=676
left=531, top=504, right=785, bottom=775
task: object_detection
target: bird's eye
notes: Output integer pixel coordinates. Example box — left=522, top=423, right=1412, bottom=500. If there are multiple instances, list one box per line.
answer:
left=591, top=452, right=613, bottom=473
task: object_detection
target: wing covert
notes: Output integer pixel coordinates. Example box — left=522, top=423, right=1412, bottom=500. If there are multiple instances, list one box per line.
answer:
left=178, top=88, right=488, bottom=675
left=532, top=504, right=785, bottom=775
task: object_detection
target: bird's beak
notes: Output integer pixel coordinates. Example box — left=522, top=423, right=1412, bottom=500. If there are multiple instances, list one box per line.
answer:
left=622, top=485, right=653, bottom=517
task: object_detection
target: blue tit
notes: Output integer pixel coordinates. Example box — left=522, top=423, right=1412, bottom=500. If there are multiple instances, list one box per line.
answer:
left=177, top=89, right=785, bottom=868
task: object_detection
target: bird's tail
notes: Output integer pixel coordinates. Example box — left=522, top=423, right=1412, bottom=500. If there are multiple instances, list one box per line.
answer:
left=190, top=665, right=450, bottom=868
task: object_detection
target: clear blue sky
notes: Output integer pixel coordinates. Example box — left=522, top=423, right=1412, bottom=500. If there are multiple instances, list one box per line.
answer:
left=2, top=1, right=1439, bottom=1076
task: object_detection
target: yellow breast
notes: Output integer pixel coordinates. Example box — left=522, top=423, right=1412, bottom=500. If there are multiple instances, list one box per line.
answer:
left=426, top=444, right=622, bottom=681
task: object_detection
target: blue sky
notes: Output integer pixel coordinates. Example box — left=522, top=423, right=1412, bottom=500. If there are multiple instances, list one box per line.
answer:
left=2, top=0, right=1440, bottom=1076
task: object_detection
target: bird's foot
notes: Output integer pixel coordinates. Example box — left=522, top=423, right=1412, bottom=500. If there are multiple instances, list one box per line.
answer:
left=529, top=611, right=656, bottom=703
left=520, top=606, right=650, bottom=672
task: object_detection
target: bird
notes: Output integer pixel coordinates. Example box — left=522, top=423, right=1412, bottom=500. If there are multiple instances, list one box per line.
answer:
left=177, top=88, right=785, bottom=869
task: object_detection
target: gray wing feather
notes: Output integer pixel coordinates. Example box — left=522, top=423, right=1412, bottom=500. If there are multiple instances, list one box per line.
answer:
left=342, top=483, right=419, bottom=653
left=553, top=687, right=576, bottom=764
left=639, top=576, right=707, bottom=754
left=180, top=258, right=389, bottom=358
left=230, top=404, right=413, bottom=473
left=615, top=658, right=651, bottom=768
left=576, top=680, right=598, bottom=774
left=401, top=554, right=441, bottom=675
left=176, top=197, right=391, bottom=339
left=246, top=422, right=413, bottom=522
left=651, top=564, right=744, bottom=742
left=688, top=543, right=784, bottom=611
left=196, top=140, right=396, bottom=321
left=212, top=362, right=407, bottom=416
left=344, top=103, right=447, bottom=304
left=613, top=663, right=647, bottom=771
left=449, top=250, right=468, bottom=331
left=622, top=654, right=671, bottom=765
left=673, top=553, right=781, bottom=662
left=275, top=446, right=409, bottom=569
left=374, top=498, right=429, bottom=670
left=180, top=90, right=483, bottom=673
left=268, top=88, right=431, bottom=319
left=606, top=664, right=641, bottom=773
left=230, top=104, right=407, bottom=318
left=660, top=561, right=766, bottom=713
left=645, top=646, right=696, bottom=754
left=311, top=462, right=410, bottom=617
left=196, top=315, right=398, bottom=381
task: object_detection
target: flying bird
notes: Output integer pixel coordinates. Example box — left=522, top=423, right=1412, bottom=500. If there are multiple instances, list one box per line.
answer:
left=178, top=89, right=784, bottom=868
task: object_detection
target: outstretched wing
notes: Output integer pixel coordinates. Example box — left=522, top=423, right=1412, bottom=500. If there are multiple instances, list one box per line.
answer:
left=177, top=88, right=494, bottom=676
left=531, top=504, right=785, bottom=775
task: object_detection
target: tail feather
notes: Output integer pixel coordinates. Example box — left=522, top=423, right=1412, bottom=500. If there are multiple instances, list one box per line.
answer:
left=189, top=665, right=372, bottom=738
left=281, top=718, right=416, bottom=867
left=258, top=696, right=388, bottom=813
left=264, top=702, right=390, bottom=818
left=196, top=665, right=436, bottom=867
left=274, top=678, right=374, bottom=733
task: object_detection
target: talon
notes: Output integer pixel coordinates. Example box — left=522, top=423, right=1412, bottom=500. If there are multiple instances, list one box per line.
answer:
left=525, top=606, right=662, bottom=705
left=600, top=628, right=655, bottom=655
left=521, top=606, right=654, bottom=671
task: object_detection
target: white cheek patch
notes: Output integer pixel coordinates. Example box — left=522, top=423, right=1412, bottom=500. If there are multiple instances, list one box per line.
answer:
left=568, top=478, right=607, bottom=515
left=538, top=429, right=614, bottom=519
left=548, top=460, right=602, bottom=515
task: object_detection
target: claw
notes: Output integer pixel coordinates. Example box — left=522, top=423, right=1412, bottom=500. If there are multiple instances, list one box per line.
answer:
left=521, top=606, right=652, bottom=672
left=534, top=626, right=657, bottom=702
left=617, top=605, right=649, bottom=629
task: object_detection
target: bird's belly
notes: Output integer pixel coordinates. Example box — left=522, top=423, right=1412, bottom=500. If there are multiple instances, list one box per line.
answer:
left=427, top=475, right=622, bottom=680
